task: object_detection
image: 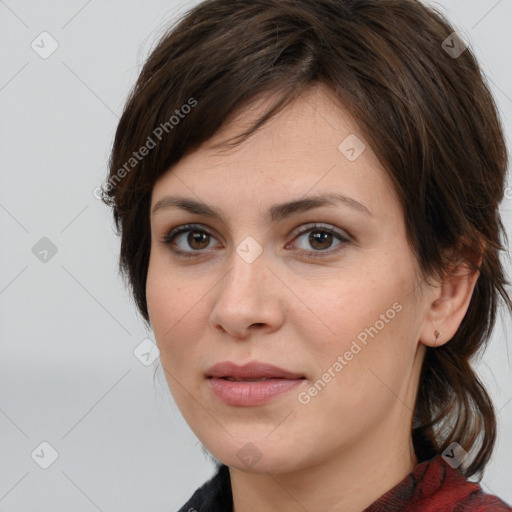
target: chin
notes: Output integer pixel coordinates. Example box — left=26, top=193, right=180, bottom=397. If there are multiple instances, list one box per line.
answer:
left=202, top=435, right=311, bottom=474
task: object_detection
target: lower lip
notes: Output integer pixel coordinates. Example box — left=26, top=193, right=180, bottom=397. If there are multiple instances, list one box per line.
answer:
left=208, top=377, right=305, bottom=406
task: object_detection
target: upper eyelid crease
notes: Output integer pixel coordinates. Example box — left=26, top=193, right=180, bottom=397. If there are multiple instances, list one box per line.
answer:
left=164, top=224, right=349, bottom=254
left=151, top=193, right=372, bottom=221
left=165, top=222, right=348, bottom=241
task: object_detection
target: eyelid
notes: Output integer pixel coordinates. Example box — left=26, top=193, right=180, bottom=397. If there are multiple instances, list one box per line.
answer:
left=163, top=222, right=349, bottom=242
left=287, top=222, right=350, bottom=243
left=161, top=222, right=351, bottom=256
left=161, top=223, right=219, bottom=246
left=160, top=224, right=221, bottom=259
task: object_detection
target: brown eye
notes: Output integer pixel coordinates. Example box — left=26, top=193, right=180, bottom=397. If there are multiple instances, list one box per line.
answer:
left=161, top=224, right=220, bottom=256
left=187, top=231, right=210, bottom=250
left=309, top=231, right=333, bottom=250
left=287, top=223, right=350, bottom=258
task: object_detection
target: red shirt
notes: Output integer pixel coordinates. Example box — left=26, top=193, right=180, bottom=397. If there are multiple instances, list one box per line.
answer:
left=177, top=455, right=512, bottom=511
left=364, top=455, right=511, bottom=511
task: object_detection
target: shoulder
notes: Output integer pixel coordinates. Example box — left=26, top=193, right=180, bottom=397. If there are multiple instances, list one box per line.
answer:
left=440, top=458, right=511, bottom=511
left=451, top=487, right=512, bottom=511
left=411, top=455, right=512, bottom=512
left=365, top=455, right=511, bottom=512
left=177, top=463, right=232, bottom=512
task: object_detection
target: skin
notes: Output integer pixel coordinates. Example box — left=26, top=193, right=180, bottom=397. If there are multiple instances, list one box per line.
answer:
left=146, top=83, right=480, bottom=512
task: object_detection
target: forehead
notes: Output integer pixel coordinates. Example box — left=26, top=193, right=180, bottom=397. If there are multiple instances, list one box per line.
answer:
left=151, top=84, right=400, bottom=219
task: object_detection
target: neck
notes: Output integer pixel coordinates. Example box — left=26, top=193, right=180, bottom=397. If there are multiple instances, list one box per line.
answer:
left=229, top=420, right=418, bottom=512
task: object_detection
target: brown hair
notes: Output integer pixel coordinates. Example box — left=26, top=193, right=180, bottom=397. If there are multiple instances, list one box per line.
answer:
left=101, top=0, right=511, bottom=478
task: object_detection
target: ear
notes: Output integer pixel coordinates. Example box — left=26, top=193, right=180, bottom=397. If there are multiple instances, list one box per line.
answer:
left=419, top=241, right=483, bottom=348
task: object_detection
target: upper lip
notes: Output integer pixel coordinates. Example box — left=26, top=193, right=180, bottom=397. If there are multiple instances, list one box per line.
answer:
left=206, top=361, right=304, bottom=380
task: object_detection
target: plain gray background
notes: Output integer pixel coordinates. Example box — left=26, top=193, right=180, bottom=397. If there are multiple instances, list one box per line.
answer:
left=1, top=0, right=511, bottom=510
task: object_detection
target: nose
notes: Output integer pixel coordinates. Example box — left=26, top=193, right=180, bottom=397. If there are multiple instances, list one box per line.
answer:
left=209, top=245, right=286, bottom=340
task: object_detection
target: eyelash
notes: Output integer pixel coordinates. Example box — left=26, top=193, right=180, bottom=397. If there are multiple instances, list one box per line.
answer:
left=160, top=223, right=350, bottom=260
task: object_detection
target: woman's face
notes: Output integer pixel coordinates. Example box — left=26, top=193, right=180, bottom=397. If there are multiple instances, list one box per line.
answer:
left=147, top=84, right=434, bottom=473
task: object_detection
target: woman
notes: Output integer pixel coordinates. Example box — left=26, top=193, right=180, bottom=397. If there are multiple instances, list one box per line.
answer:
left=102, top=0, right=512, bottom=510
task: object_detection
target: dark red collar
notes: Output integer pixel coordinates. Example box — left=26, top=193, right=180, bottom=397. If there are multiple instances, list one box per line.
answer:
left=364, top=455, right=511, bottom=511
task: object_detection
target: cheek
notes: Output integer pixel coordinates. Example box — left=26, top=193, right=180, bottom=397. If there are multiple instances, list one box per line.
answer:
left=146, top=259, right=189, bottom=358
left=301, top=269, right=416, bottom=378
left=295, top=301, right=417, bottom=440
left=146, top=263, right=172, bottom=333
left=146, top=250, right=192, bottom=327
left=301, top=276, right=392, bottom=343
left=146, top=259, right=216, bottom=382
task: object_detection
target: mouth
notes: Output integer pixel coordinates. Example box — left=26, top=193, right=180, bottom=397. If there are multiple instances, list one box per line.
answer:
left=205, top=361, right=306, bottom=406
left=205, top=360, right=305, bottom=380
left=218, top=377, right=301, bottom=382
left=207, top=377, right=306, bottom=406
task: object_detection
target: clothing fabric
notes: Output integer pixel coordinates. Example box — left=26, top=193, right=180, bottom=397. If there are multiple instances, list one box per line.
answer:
left=177, top=455, right=512, bottom=511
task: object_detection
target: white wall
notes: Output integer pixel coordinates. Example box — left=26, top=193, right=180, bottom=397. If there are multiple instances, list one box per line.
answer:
left=0, top=1, right=510, bottom=510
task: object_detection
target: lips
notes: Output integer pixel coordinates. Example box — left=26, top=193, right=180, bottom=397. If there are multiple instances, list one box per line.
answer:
left=223, top=377, right=273, bottom=382
left=206, top=361, right=306, bottom=406
left=206, top=361, right=304, bottom=381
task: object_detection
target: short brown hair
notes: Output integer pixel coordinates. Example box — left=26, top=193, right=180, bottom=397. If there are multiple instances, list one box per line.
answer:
left=102, top=0, right=511, bottom=478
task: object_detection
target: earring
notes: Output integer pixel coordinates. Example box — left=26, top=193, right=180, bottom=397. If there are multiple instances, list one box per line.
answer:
left=434, top=330, right=440, bottom=346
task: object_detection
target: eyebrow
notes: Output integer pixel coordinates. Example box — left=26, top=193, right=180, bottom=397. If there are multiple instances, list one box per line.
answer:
left=151, top=192, right=372, bottom=222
